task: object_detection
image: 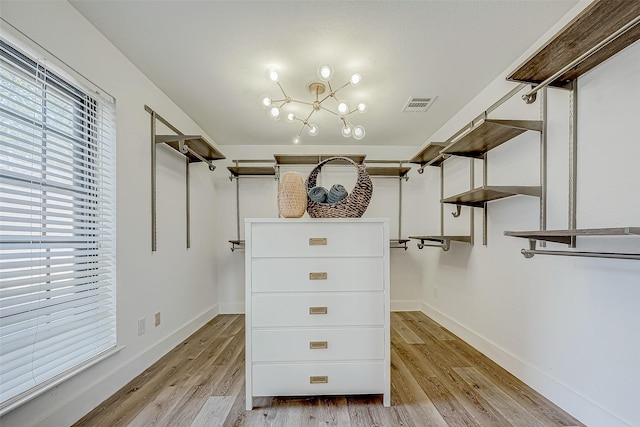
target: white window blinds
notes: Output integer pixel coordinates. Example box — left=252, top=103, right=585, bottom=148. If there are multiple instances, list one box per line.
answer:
left=0, top=39, right=116, bottom=410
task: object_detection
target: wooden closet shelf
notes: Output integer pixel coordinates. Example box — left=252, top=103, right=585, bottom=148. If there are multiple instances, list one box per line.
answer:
left=409, top=235, right=472, bottom=243
left=442, top=185, right=541, bottom=207
left=155, top=135, right=225, bottom=162
left=274, top=154, right=366, bottom=164
left=441, top=119, right=542, bottom=158
left=409, top=235, right=472, bottom=251
left=366, top=166, right=411, bottom=177
left=505, top=227, right=640, bottom=245
left=508, top=0, right=640, bottom=86
left=409, top=142, right=447, bottom=167
left=227, top=166, right=276, bottom=176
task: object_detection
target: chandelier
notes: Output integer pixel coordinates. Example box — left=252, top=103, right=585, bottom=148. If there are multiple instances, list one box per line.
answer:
left=260, top=64, right=367, bottom=143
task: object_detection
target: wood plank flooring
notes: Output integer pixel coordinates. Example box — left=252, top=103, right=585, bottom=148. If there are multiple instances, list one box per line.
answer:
left=74, top=312, right=583, bottom=426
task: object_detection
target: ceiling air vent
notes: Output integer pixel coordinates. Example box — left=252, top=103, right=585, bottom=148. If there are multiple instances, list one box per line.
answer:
left=402, top=96, right=437, bottom=113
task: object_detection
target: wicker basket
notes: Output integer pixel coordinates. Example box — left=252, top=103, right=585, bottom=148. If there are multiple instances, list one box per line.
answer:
left=305, top=156, right=373, bottom=218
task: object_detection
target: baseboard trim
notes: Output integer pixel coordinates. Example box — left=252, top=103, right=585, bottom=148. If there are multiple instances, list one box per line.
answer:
left=219, top=302, right=244, bottom=314
left=418, top=301, right=631, bottom=427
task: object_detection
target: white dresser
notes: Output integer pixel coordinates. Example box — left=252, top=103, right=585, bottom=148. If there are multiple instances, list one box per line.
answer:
left=245, top=218, right=390, bottom=410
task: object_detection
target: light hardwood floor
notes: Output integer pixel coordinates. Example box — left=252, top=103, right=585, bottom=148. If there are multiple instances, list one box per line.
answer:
left=74, top=312, right=584, bottom=426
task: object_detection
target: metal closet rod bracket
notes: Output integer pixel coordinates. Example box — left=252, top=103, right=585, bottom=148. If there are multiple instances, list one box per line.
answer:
left=451, top=205, right=462, bottom=218
left=173, top=139, right=216, bottom=171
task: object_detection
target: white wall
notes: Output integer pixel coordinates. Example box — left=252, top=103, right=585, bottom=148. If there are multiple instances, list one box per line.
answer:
left=416, top=5, right=640, bottom=426
left=3, top=1, right=638, bottom=426
left=1, top=2, right=222, bottom=426
left=214, top=145, right=429, bottom=313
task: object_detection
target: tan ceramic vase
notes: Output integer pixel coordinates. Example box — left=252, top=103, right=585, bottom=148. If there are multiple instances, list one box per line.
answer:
left=278, top=171, right=307, bottom=218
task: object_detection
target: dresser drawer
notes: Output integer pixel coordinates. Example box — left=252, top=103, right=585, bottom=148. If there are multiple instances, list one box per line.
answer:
left=250, top=221, right=383, bottom=258
left=252, top=362, right=385, bottom=397
left=251, top=257, right=383, bottom=293
left=252, top=327, right=384, bottom=362
left=251, top=293, right=384, bottom=327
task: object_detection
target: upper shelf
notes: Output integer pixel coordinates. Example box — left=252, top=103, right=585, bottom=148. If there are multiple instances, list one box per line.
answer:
left=409, top=142, right=447, bottom=167
left=366, top=166, right=411, bottom=177
left=442, top=185, right=541, bottom=207
left=440, top=119, right=542, bottom=158
left=507, top=0, right=640, bottom=86
left=155, top=135, right=225, bottom=162
left=227, top=166, right=276, bottom=177
left=274, top=154, right=366, bottom=165
left=504, top=227, right=640, bottom=245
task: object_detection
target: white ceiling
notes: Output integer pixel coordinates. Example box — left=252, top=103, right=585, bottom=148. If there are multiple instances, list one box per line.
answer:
left=69, top=0, right=578, bottom=147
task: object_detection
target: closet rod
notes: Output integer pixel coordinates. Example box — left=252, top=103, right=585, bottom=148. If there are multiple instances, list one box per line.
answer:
left=522, top=15, right=640, bottom=103
left=521, top=249, right=640, bottom=260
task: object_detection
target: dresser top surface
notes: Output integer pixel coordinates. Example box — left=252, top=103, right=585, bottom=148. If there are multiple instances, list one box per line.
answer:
left=245, top=218, right=390, bottom=224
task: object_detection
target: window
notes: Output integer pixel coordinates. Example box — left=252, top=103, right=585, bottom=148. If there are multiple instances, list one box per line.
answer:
left=0, top=39, right=116, bottom=411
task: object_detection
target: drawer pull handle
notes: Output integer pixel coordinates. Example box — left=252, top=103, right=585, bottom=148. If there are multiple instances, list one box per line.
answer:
left=309, top=306, right=327, bottom=315
left=309, top=237, right=327, bottom=246
left=310, top=375, right=328, bottom=384
left=309, top=341, right=328, bottom=349
left=309, top=272, right=327, bottom=280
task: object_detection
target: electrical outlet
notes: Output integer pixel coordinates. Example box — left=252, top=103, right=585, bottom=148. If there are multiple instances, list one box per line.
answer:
left=154, top=312, right=161, bottom=327
left=138, top=318, right=146, bottom=336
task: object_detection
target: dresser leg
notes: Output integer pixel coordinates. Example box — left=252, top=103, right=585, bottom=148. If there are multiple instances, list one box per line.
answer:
left=383, top=393, right=391, bottom=407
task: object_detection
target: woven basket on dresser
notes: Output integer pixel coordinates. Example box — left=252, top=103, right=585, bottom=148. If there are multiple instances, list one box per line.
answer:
left=305, top=156, right=373, bottom=218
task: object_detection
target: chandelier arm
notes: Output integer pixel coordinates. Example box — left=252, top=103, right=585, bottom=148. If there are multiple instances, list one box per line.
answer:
left=303, top=110, right=316, bottom=122
left=334, top=81, right=351, bottom=92
left=319, top=94, right=333, bottom=103
left=290, top=100, right=315, bottom=107
left=277, top=82, right=288, bottom=98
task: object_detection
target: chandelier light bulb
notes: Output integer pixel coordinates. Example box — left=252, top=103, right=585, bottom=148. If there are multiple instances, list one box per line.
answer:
left=268, top=68, right=279, bottom=82
left=357, top=102, right=367, bottom=113
left=260, top=95, right=272, bottom=108
left=307, top=123, right=319, bottom=136
left=337, top=101, right=350, bottom=115
left=268, top=106, right=280, bottom=121
left=317, top=64, right=333, bottom=82
left=293, top=135, right=301, bottom=144
left=341, top=123, right=353, bottom=138
left=353, top=125, right=365, bottom=140
left=286, top=112, right=296, bottom=122
left=350, top=73, right=361, bottom=85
